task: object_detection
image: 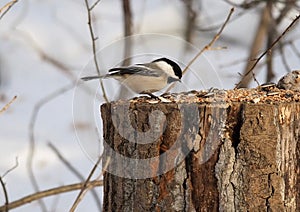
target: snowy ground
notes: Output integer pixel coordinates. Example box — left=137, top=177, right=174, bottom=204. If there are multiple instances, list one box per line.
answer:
left=0, top=0, right=299, bottom=211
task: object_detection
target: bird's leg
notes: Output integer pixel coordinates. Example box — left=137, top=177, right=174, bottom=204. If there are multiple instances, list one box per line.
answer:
left=140, top=92, right=172, bottom=103
left=140, top=92, right=158, bottom=99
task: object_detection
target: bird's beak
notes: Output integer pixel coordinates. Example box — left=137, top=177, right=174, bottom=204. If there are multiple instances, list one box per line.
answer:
left=168, top=77, right=181, bottom=83
left=175, top=78, right=181, bottom=83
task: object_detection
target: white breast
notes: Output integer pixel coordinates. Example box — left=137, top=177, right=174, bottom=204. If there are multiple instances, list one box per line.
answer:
left=116, top=74, right=168, bottom=94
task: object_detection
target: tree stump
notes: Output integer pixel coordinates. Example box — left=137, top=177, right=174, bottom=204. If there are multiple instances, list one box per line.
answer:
left=101, top=89, right=300, bottom=211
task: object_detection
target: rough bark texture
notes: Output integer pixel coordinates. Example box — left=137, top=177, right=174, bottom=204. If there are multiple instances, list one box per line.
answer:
left=101, top=101, right=300, bottom=212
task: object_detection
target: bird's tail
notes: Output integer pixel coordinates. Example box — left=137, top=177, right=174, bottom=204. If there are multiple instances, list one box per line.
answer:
left=81, top=75, right=105, bottom=81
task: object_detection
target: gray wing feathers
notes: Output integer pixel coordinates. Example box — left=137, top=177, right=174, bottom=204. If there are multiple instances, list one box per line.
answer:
left=108, top=65, right=162, bottom=77
left=81, top=64, right=163, bottom=81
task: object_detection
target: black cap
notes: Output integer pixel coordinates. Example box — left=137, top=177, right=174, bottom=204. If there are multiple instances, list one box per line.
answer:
left=152, top=57, right=182, bottom=79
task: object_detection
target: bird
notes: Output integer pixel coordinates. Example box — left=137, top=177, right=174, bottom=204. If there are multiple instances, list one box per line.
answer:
left=277, top=70, right=300, bottom=92
left=81, top=57, right=182, bottom=97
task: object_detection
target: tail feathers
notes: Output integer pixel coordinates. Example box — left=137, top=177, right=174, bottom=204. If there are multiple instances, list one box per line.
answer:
left=81, top=75, right=106, bottom=81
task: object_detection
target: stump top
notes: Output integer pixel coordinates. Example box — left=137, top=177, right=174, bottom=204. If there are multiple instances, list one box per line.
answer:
left=110, top=87, right=300, bottom=105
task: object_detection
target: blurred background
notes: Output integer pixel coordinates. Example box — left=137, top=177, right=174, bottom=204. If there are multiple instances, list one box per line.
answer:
left=0, top=0, right=299, bottom=211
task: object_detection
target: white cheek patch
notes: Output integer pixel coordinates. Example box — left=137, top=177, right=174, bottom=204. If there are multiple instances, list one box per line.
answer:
left=155, top=61, right=176, bottom=78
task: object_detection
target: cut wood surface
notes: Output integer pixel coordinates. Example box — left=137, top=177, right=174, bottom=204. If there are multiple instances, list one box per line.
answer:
left=101, top=88, right=300, bottom=211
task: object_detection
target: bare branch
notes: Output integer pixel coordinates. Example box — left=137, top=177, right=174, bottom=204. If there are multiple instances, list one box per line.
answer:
left=0, top=0, right=18, bottom=20
left=48, top=143, right=84, bottom=180
left=235, top=14, right=300, bottom=89
left=116, top=0, right=134, bottom=98
left=69, top=155, right=103, bottom=212
left=1, top=157, right=18, bottom=178
left=183, top=7, right=234, bottom=75
left=0, top=177, right=8, bottom=212
left=84, top=0, right=109, bottom=102
left=0, top=95, right=17, bottom=114
left=122, top=0, right=133, bottom=66
left=27, top=84, right=75, bottom=212
left=266, top=2, right=276, bottom=83
left=275, top=0, right=297, bottom=25
left=19, top=32, right=79, bottom=81
left=166, top=7, right=234, bottom=92
left=48, top=142, right=102, bottom=210
left=19, top=32, right=96, bottom=98
left=238, top=4, right=272, bottom=88
left=90, top=0, right=101, bottom=11
left=96, top=156, right=110, bottom=179
left=223, top=0, right=261, bottom=9
left=0, top=180, right=103, bottom=211
left=182, top=0, right=198, bottom=45
left=197, top=9, right=246, bottom=33
left=0, top=158, right=19, bottom=211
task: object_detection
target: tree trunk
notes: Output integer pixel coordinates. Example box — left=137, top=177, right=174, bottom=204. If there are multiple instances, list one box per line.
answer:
left=101, top=97, right=300, bottom=211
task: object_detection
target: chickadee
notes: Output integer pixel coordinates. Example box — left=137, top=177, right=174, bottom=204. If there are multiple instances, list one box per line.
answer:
left=277, top=70, right=300, bottom=91
left=81, top=57, right=182, bottom=96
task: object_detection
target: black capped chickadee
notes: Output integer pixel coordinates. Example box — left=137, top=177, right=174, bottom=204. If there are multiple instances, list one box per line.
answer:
left=81, top=57, right=182, bottom=95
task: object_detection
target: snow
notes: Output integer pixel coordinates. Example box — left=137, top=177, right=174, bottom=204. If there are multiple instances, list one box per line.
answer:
left=0, top=0, right=299, bottom=211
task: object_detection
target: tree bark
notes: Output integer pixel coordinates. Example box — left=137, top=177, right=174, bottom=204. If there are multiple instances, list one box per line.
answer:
left=101, top=99, right=300, bottom=211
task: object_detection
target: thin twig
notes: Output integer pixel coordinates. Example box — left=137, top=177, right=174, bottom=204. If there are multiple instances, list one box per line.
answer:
left=90, top=0, right=101, bottom=11
left=47, top=142, right=102, bottom=210
left=0, top=177, right=8, bottom=212
left=220, top=38, right=300, bottom=70
left=27, top=84, right=75, bottom=212
left=0, top=180, right=103, bottom=211
left=96, top=156, right=110, bottom=180
left=0, top=0, right=18, bottom=20
left=20, top=32, right=76, bottom=80
left=166, top=7, right=234, bottom=92
left=223, top=0, right=260, bottom=9
left=0, top=96, right=17, bottom=114
left=197, top=9, right=245, bottom=33
left=20, top=33, right=95, bottom=96
left=182, top=7, right=234, bottom=74
left=0, top=159, right=19, bottom=212
left=48, top=143, right=84, bottom=180
left=235, top=14, right=300, bottom=89
left=69, top=155, right=103, bottom=212
left=18, top=31, right=97, bottom=100
left=275, top=0, right=296, bottom=25
left=1, top=157, right=18, bottom=178
left=84, top=0, right=109, bottom=102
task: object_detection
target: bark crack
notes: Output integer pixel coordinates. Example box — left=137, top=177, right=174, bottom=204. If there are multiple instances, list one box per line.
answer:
left=265, top=172, right=275, bottom=211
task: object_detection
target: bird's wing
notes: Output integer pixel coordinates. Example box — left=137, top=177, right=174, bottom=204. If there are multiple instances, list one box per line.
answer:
left=108, top=65, right=162, bottom=77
